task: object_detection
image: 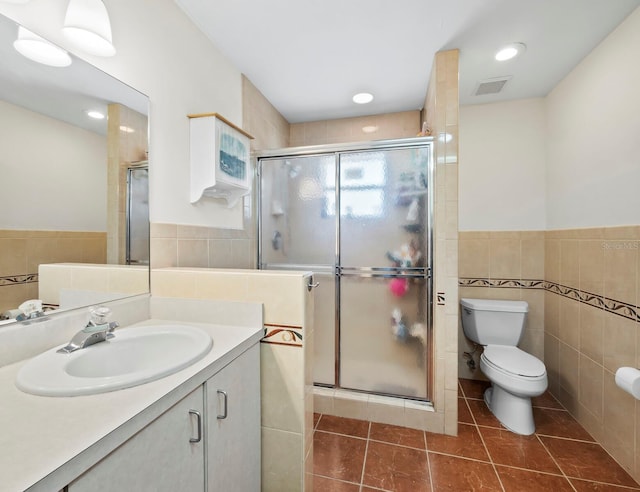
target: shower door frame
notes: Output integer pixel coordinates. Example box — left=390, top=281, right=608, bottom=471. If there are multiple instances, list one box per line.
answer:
left=256, top=137, right=434, bottom=402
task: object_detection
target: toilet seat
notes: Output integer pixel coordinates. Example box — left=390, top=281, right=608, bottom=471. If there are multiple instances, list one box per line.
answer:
left=482, top=345, right=546, bottom=378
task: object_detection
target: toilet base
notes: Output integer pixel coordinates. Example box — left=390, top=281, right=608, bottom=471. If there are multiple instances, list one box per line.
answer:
left=484, top=385, right=535, bottom=435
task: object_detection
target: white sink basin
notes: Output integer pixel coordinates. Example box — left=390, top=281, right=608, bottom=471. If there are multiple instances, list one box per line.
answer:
left=16, top=324, right=213, bottom=397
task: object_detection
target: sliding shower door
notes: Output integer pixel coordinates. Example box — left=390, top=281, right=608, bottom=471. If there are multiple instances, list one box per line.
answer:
left=339, top=148, right=430, bottom=399
left=259, top=154, right=337, bottom=386
left=258, top=139, right=432, bottom=401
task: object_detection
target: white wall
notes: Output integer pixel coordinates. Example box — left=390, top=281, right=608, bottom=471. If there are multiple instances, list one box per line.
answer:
left=546, top=6, right=640, bottom=229
left=0, top=100, right=106, bottom=230
left=0, top=0, right=244, bottom=230
left=459, top=98, right=546, bottom=231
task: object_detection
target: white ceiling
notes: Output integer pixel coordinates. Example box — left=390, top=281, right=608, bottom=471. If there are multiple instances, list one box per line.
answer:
left=176, top=0, right=640, bottom=124
left=0, top=14, right=148, bottom=136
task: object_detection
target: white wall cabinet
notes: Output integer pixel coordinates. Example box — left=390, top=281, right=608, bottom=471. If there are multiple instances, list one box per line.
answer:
left=67, top=344, right=260, bottom=492
left=68, top=386, right=205, bottom=492
left=206, top=343, right=260, bottom=491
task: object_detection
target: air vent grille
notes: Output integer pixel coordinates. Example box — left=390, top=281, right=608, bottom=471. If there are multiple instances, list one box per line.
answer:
left=474, top=76, right=512, bottom=96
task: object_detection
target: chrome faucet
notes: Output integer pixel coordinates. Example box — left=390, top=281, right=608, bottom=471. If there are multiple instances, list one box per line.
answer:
left=57, top=306, right=119, bottom=354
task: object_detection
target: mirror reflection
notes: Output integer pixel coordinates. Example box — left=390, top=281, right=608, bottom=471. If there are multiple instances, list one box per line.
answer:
left=0, top=13, right=150, bottom=323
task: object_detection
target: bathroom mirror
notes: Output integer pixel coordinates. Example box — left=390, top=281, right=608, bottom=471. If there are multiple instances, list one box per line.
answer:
left=0, top=13, right=150, bottom=323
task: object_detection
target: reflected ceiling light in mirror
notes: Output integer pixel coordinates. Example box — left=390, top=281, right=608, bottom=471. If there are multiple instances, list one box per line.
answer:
left=63, top=0, right=116, bottom=57
left=13, top=27, right=72, bottom=67
left=352, top=92, right=373, bottom=104
left=362, top=125, right=378, bottom=134
left=495, top=42, right=526, bottom=61
left=86, top=110, right=105, bottom=119
left=119, top=125, right=135, bottom=133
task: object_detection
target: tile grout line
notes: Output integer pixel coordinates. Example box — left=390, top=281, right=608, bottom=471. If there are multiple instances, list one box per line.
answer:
left=358, top=421, right=371, bottom=490
left=424, top=428, right=435, bottom=492
left=472, top=408, right=506, bottom=492
left=535, top=433, right=579, bottom=492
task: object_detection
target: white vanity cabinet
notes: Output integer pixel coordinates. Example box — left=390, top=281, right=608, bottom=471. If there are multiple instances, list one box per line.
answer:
left=65, top=343, right=260, bottom=492
left=205, top=343, right=260, bottom=491
left=68, top=386, right=205, bottom=492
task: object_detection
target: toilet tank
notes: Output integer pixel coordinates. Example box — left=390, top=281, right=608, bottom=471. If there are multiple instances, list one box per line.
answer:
left=460, top=298, right=528, bottom=346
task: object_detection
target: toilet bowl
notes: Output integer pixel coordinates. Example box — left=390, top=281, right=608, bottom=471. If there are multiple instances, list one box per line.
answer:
left=460, top=298, right=547, bottom=435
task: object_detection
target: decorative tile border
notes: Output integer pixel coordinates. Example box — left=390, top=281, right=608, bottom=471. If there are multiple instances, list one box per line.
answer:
left=262, top=323, right=303, bottom=347
left=459, top=277, right=639, bottom=323
left=459, top=278, right=544, bottom=289
left=0, top=273, right=38, bottom=287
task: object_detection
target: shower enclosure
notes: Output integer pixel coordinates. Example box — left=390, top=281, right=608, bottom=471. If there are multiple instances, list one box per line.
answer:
left=257, top=138, right=433, bottom=401
left=126, top=166, right=149, bottom=265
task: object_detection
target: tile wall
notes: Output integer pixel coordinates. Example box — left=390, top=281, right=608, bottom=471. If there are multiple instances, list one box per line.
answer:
left=289, top=111, right=420, bottom=146
left=543, top=226, right=640, bottom=482
left=422, top=49, right=460, bottom=436
left=458, top=231, right=546, bottom=378
left=151, top=267, right=314, bottom=491
left=458, top=226, right=640, bottom=482
left=38, top=263, right=148, bottom=308
left=106, top=104, right=148, bottom=265
left=0, top=230, right=106, bottom=313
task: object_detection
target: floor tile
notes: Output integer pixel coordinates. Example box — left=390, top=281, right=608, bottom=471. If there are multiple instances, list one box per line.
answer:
left=316, top=414, right=370, bottom=438
left=570, top=478, right=640, bottom=491
left=479, top=426, right=560, bottom=473
left=427, top=453, right=502, bottom=492
left=363, top=441, right=431, bottom=492
left=369, top=422, right=426, bottom=450
left=465, top=398, right=503, bottom=428
left=312, top=475, right=360, bottom=491
left=540, top=436, right=639, bottom=487
left=458, top=397, right=474, bottom=424
left=533, top=408, right=595, bottom=441
left=313, top=431, right=367, bottom=483
left=496, top=466, right=575, bottom=492
left=532, top=390, right=564, bottom=409
left=313, top=412, right=321, bottom=427
left=425, top=423, right=489, bottom=461
left=459, top=378, right=491, bottom=399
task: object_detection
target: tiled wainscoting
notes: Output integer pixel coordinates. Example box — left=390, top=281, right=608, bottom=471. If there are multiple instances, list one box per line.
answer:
left=459, top=227, right=640, bottom=483
left=0, top=230, right=106, bottom=313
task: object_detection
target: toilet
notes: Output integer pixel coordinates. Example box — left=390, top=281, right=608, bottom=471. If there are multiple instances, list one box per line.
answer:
left=460, top=298, right=547, bottom=435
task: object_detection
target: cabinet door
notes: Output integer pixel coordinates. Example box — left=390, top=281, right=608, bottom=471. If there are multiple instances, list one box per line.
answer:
left=69, top=387, right=205, bottom=492
left=206, top=344, right=260, bottom=491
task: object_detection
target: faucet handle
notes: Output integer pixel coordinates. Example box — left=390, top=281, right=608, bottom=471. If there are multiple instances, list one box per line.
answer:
left=88, top=306, right=111, bottom=325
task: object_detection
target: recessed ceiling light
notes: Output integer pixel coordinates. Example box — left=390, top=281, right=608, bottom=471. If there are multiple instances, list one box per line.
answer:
left=86, top=110, right=105, bottom=119
left=495, top=42, right=526, bottom=61
left=13, top=26, right=72, bottom=67
left=352, top=92, right=374, bottom=104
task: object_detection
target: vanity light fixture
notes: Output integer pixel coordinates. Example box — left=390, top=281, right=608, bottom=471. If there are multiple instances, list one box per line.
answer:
left=495, top=42, right=526, bottom=61
left=13, top=26, right=72, bottom=67
left=63, top=0, right=116, bottom=57
left=86, top=110, right=105, bottom=119
left=352, top=92, right=374, bottom=104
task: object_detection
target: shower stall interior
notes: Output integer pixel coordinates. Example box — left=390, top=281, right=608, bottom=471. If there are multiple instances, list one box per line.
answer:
left=257, top=138, right=433, bottom=401
left=126, top=165, right=149, bottom=265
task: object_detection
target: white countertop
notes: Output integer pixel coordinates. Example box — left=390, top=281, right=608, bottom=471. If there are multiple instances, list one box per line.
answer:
left=0, top=319, right=263, bottom=492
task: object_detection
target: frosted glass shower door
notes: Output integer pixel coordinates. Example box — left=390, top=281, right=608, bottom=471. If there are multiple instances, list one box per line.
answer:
left=259, top=155, right=337, bottom=385
left=339, top=147, right=430, bottom=399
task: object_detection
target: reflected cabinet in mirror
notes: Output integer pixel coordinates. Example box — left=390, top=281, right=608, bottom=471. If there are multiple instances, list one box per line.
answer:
left=0, top=13, right=150, bottom=322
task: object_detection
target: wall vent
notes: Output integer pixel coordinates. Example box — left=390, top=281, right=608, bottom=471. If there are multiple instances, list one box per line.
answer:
left=473, top=76, right=512, bottom=96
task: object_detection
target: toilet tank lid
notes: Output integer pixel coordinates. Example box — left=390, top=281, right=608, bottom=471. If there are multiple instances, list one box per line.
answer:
left=460, top=298, right=528, bottom=313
